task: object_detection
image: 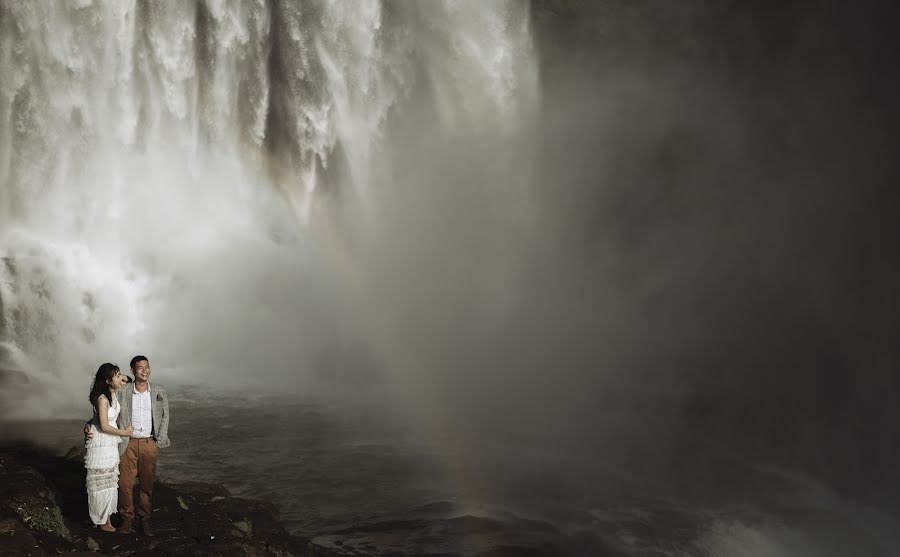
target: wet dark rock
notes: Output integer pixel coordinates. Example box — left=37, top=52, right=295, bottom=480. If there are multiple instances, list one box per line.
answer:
left=0, top=443, right=331, bottom=556
left=310, top=512, right=614, bottom=556
left=0, top=442, right=613, bottom=556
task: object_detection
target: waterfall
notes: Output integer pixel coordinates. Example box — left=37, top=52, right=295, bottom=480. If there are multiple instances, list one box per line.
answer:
left=0, top=0, right=537, bottom=416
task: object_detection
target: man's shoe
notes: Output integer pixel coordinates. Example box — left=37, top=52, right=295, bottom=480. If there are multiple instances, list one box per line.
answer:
left=141, top=520, right=155, bottom=537
left=119, top=519, right=133, bottom=534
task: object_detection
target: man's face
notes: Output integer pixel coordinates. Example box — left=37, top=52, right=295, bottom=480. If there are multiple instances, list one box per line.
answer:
left=133, top=360, right=151, bottom=382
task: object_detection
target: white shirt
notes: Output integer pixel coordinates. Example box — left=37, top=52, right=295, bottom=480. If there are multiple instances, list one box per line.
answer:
left=132, top=385, right=153, bottom=438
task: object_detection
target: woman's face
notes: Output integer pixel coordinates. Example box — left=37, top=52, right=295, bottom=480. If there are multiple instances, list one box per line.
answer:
left=107, top=370, right=126, bottom=391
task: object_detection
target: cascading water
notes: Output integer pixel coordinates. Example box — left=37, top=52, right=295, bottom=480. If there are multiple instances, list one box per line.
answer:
left=0, top=0, right=538, bottom=416
left=4, top=3, right=900, bottom=555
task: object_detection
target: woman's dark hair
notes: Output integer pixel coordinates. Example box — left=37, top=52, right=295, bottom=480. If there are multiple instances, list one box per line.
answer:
left=89, top=363, right=120, bottom=408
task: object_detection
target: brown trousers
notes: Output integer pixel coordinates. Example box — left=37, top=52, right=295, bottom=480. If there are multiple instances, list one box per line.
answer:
left=118, top=438, right=158, bottom=521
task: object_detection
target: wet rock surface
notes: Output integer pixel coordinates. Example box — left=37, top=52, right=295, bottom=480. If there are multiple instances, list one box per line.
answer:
left=0, top=443, right=326, bottom=556
left=0, top=443, right=609, bottom=556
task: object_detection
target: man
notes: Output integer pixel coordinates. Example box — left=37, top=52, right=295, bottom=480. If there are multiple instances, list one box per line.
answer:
left=86, top=355, right=170, bottom=536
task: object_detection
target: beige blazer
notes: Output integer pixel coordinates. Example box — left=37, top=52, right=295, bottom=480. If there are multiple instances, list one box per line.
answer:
left=115, top=381, right=171, bottom=455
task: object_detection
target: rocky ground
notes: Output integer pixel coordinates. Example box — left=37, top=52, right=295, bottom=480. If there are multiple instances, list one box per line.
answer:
left=0, top=443, right=609, bottom=556
left=0, top=442, right=336, bottom=557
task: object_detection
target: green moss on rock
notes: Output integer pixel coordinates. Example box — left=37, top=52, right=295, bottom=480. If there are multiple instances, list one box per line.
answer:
left=12, top=494, right=71, bottom=541
left=233, top=517, right=253, bottom=537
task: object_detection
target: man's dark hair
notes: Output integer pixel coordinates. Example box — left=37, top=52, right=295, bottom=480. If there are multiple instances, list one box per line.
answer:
left=130, top=355, right=149, bottom=370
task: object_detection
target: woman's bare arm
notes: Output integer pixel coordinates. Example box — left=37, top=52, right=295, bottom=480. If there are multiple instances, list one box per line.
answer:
left=95, top=396, right=134, bottom=436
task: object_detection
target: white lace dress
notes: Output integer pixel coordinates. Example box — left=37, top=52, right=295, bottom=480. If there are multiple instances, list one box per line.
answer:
left=85, top=395, right=124, bottom=525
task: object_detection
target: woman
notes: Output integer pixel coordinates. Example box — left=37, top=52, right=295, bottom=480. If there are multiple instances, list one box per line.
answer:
left=85, top=363, right=133, bottom=532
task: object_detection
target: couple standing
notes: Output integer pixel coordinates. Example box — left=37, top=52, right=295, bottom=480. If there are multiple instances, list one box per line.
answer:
left=84, top=355, right=170, bottom=536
